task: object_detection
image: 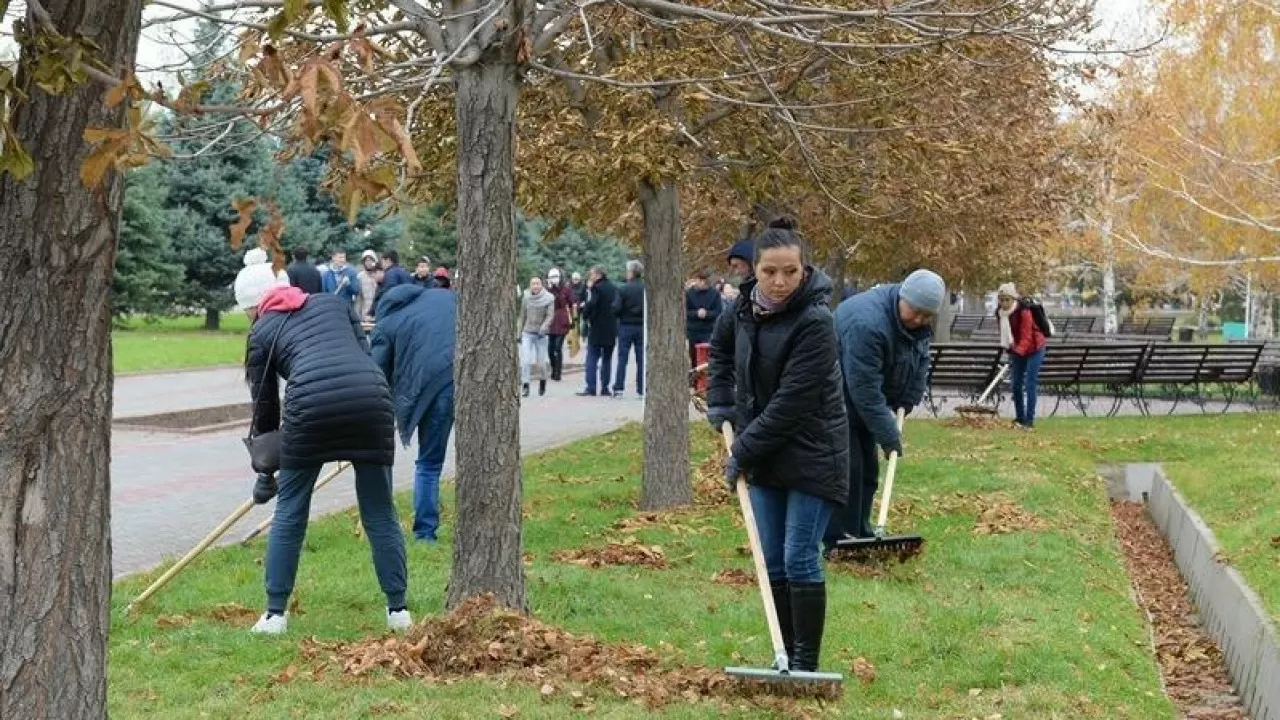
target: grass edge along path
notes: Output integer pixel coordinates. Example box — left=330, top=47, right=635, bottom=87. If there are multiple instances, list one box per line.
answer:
left=1143, top=417, right=1280, bottom=628
left=109, top=420, right=1181, bottom=719
left=113, top=315, right=251, bottom=374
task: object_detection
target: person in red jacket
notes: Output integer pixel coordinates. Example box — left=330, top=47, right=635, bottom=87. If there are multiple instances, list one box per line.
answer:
left=996, top=283, right=1047, bottom=429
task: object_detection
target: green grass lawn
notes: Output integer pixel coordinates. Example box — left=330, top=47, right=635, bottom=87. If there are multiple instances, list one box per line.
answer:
left=113, top=314, right=249, bottom=373
left=109, top=417, right=1213, bottom=719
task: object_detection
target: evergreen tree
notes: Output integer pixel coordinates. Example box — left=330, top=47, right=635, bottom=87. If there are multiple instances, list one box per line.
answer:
left=113, top=163, right=183, bottom=318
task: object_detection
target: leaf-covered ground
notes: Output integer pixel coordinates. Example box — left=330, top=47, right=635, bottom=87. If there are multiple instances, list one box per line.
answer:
left=109, top=415, right=1280, bottom=719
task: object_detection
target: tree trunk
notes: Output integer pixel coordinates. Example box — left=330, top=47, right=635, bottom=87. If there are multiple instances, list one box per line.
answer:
left=0, top=2, right=143, bottom=718
left=447, top=56, right=526, bottom=612
left=1250, top=290, right=1274, bottom=340
left=204, top=307, right=221, bottom=331
left=637, top=180, right=693, bottom=511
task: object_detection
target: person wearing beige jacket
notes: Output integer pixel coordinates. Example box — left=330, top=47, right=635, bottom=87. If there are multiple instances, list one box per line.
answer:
left=520, top=276, right=555, bottom=397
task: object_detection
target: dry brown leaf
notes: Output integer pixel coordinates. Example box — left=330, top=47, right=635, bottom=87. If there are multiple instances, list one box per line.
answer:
left=851, top=656, right=876, bottom=686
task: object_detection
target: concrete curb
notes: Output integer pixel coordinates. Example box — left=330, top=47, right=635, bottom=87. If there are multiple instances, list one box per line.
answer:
left=1128, top=464, right=1280, bottom=720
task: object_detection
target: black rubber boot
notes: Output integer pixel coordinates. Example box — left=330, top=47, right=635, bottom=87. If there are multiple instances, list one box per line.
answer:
left=789, top=582, right=827, bottom=672
left=770, top=581, right=794, bottom=662
left=522, top=383, right=530, bottom=398
left=538, top=379, right=546, bottom=396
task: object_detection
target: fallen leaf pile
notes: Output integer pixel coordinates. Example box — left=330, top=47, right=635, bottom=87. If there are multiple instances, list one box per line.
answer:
left=306, top=594, right=843, bottom=710
left=711, top=569, right=755, bottom=588
left=552, top=540, right=669, bottom=569
left=972, top=496, right=1049, bottom=536
left=827, top=542, right=924, bottom=573
left=940, top=416, right=1005, bottom=430
left=204, top=602, right=260, bottom=625
left=692, top=450, right=733, bottom=506
left=1110, top=501, right=1248, bottom=719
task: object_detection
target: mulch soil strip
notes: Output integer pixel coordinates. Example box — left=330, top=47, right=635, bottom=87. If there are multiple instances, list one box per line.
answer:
left=1110, top=500, right=1249, bottom=719
left=305, top=594, right=843, bottom=714
left=113, top=403, right=253, bottom=431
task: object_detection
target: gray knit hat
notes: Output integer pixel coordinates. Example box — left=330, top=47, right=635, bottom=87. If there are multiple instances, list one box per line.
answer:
left=899, top=269, right=946, bottom=314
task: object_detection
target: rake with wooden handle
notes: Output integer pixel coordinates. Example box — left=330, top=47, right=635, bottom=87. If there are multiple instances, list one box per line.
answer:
left=955, top=363, right=1009, bottom=418
left=831, top=408, right=925, bottom=560
left=719, top=424, right=844, bottom=688
left=240, top=462, right=351, bottom=544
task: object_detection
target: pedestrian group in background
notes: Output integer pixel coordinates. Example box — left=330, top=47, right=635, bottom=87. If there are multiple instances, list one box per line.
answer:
left=233, top=227, right=1039, bottom=679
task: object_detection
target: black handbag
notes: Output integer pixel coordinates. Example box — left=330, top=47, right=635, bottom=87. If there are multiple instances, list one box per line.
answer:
left=243, top=313, right=291, bottom=474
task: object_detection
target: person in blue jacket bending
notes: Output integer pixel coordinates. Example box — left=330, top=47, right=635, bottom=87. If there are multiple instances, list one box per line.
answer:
left=824, top=269, right=945, bottom=550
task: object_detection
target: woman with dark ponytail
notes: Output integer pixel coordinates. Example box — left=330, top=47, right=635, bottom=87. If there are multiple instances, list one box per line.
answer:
left=704, top=217, right=850, bottom=673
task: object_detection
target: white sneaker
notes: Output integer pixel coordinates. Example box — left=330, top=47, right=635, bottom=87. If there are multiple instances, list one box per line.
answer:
left=250, top=612, right=287, bottom=635
left=387, top=608, right=412, bottom=632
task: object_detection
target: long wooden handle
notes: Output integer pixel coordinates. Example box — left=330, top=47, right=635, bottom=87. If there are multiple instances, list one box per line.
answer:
left=125, top=497, right=256, bottom=614
left=976, top=363, right=1009, bottom=405
left=722, top=425, right=791, bottom=671
left=874, top=408, right=908, bottom=534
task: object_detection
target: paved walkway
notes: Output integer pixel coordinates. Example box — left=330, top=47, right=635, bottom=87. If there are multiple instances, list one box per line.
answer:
left=111, top=362, right=634, bottom=578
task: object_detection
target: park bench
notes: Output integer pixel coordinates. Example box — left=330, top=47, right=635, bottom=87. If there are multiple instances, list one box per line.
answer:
left=1119, top=316, right=1177, bottom=339
left=1037, top=343, right=1150, bottom=418
left=1054, top=316, right=1099, bottom=335
left=923, top=343, right=1004, bottom=415
left=1134, top=343, right=1264, bottom=414
left=949, top=314, right=998, bottom=338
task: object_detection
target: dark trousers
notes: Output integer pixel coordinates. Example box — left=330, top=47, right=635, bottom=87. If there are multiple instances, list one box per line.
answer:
left=584, top=343, right=614, bottom=395
left=547, top=333, right=566, bottom=378
left=823, top=422, right=880, bottom=545
left=613, top=324, right=644, bottom=395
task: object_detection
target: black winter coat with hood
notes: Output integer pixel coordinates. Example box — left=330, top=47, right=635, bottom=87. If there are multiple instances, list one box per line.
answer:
left=706, top=268, right=850, bottom=506
left=247, top=292, right=396, bottom=469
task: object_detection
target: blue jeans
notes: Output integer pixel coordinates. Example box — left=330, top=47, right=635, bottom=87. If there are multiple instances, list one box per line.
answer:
left=266, top=463, right=406, bottom=613
left=584, top=343, right=614, bottom=395
left=414, top=387, right=455, bottom=541
left=1010, top=347, right=1046, bottom=427
left=614, top=324, right=644, bottom=395
left=748, top=485, right=835, bottom=584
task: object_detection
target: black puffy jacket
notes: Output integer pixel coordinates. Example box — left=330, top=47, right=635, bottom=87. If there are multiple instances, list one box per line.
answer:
left=247, top=293, right=396, bottom=469
left=614, top=278, right=645, bottom=326
left=707, top=268, right=850, bottom=506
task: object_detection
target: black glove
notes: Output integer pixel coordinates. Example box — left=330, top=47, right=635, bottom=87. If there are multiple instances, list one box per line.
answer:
left=897, top=404, right=914, bottom=417
left=882, top=439, right=903, bottom=460
left=253, top=473, right=278, bottom=505
left=706, top=405, right=733, bottom=431
left=724, top=456, right=741, bottom=492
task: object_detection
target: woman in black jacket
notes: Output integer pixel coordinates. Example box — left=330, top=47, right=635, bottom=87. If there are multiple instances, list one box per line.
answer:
left=241, top=283, right=408, bottom=635
left=705, top=218, right=849, bottom=673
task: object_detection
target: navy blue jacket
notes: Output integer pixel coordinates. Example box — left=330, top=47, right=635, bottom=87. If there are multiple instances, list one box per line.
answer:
left=834, top=284, right=931, bottom=449
left=322, top=264, right=360, bottom=303
left=685, top=286, right=722, bottom=339
left=583, top=278, right=619, bottom=345
left=707, top=269, right=849, bottom=506
left=370, top=285, right=456, bottom=446
left=247, top=294, right=395, bottom=468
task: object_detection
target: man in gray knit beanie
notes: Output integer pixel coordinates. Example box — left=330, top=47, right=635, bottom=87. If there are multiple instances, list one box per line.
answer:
left=824, top=267, right=945, bottom=549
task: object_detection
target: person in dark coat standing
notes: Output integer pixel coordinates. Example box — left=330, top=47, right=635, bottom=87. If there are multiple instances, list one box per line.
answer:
left=576, top=265, right=618, bottom=397
left=286, top=247, right=323, bottom=294
left=824, top=269, right=944, bottom=549
left=685, top=268, right=722, bottom=369
left=546, top=268, right=575, bottom=380
left=612, top=260, right=646, bottom=397
left=243, top=284, right=408, bottom=635
left=705, top=218, right=849, bottom=674
left=371, top=285, right=456, bottom=543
